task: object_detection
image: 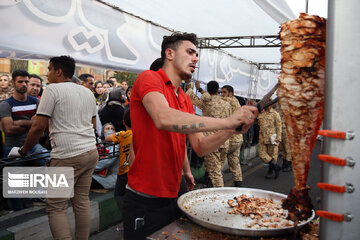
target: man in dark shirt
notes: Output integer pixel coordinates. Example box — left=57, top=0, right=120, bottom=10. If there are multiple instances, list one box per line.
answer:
left=0, top=69, right=49, bottom=211
left=0, top=69, right=48, bottom=162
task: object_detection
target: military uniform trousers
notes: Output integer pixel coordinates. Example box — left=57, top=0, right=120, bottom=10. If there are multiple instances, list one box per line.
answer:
left=204, top=147, right=228, bottom=187
left=221, top=138, right=243, bottom=182
left=258, top=142, right=279, bottom=164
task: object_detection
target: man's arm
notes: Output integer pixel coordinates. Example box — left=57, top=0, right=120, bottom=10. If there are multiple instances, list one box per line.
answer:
left=104, top=133, right=114, bottom=142
left=92, top=116, right=96, bottom=130
left=275, top=112, right=282, bottom=143
left=142, top=92, right=257, bottom=134
left=128, top=138, right=135, bottom=167
left=187, top=130, right=235, bottom=157
left=1, top=117, right=32, bottom=135
left=21, top=115, right=49, bottom=154
left=183, top=146, right=195, bottom=190
left=186, top=100, right=235, bottom=157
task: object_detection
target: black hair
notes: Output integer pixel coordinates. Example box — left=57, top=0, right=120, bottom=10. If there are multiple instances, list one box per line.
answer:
left=123, top=108, right=131, bottom=128
left=49, top=56, right=75, bottom=79
left=94, top=80, right=103, bottom=88
left=12, top=69, right=30, bottom=81
left=108, top=77, right=117, bottom=85
left=94, top=81, right=103, bottom=98
left=29, top=74, right=43, bottom=83
left=126, top=86, right=132, bottom=101
left=79, top=73, right=94, bottom=83
left=105, top=80, right=114, bottom=87
left=108, top=88, right=125, bottom=104
left=161, top=32, right=198, bottom=62
left=150, top=58, right=163, bottom=71
left=207, top=80, right=219, bottom=95
left=71, top=75, right=82, bottom=84
left=222, top=85, right=234, bottom=94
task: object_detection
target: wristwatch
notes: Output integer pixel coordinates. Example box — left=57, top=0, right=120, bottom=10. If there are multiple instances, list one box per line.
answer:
left=18, top=147, right=27, bottom=157
left=198, top=88, right=203, bottom=93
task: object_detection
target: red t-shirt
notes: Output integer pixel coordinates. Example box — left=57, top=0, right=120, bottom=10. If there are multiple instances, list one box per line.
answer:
left=128, top=69, right=194, bottom=198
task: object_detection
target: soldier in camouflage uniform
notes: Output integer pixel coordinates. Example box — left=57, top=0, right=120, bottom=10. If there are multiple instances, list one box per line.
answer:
left=258, top=105, right=282, bottom=179
left=274, top=104, right=292, bottom=172
left=220, top=85, right=243, bottom=187
left=186, top=80, right=231, bottom=187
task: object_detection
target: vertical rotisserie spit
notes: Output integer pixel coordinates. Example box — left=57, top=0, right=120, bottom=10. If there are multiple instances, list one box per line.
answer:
left=277, top=13, right=326, bottom=221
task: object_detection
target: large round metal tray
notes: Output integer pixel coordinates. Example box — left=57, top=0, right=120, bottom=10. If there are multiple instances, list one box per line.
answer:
left=177, top=187, right=315, bottom=237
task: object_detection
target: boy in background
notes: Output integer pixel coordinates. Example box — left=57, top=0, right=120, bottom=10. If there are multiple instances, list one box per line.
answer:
left=105, top=108, right=132, bottom=210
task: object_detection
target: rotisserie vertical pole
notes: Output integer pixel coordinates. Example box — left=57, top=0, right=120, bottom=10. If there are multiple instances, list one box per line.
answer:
left=278, top=13, right=326, bottom=221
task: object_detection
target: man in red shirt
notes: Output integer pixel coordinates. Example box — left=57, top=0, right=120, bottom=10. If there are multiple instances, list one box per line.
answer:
left=124, top=32, right=258, bottom=239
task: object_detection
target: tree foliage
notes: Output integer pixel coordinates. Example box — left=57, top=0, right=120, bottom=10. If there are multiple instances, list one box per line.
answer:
left=113, top=71, right=138, bottom=86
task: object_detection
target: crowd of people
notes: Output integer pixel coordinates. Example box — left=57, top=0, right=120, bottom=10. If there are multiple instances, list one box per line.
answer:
left=0, top=32, right=292, bottom=239
left=0, top=64, right=132, bottom=214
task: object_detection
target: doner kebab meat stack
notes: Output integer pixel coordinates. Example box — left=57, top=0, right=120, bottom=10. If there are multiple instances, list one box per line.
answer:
left=277, top=13, right=326, bottom=221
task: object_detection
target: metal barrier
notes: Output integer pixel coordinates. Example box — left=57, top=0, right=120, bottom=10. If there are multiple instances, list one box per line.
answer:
left=0, top=143, right=119, bottom=184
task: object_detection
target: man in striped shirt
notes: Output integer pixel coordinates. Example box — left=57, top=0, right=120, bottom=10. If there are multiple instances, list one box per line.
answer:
left=0, top=69, right=48, bottom=164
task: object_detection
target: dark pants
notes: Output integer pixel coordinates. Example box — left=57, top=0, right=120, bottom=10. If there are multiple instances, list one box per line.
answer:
left=114, top=173, right=128, bottom=211
left=177, top=175, right=187, bottom=197
left=0, top=131, right=3, bottom=158
left=123, top=189, right=180, bottom=240
left=90, top=178, right=104, bottom=189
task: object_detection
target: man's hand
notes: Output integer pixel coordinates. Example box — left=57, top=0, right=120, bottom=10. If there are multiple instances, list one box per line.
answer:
left=184, top=172, right=195, bottom=191
left=185, top=82, right=193, bottom=91
left=230, top=105, right=258, bottom=134
left=195, top=81, right=201, bottom=90
left=184, top=78, right=192, bottom=83
left=8, top=147, right=21, bottom=157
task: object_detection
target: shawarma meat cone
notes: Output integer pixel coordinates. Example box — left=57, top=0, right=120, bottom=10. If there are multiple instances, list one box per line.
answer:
left=278, top=13, right=326, bottom=221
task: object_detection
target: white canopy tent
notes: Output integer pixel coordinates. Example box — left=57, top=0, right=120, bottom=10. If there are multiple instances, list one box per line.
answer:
left=0, top=0, right=298, bottom=98
left=102, top=0, right=296, bottom=63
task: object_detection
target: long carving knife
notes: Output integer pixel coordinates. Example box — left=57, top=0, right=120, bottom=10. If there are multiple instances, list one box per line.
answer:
left=236, top=84, right=278, bottom=131
left=255, top=83, right=278, bottom=112
left=258, top=97, right=278, bottom=112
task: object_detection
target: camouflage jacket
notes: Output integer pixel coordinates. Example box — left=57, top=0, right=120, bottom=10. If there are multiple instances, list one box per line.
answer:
left=222, top=96, right=243, bottom=142
left=186, top=90, right=231, bottom=148
left=258, top=108, right=282, bottom=144
left=186, top=89, right=204, bottom=111
left=274, top=103, right=286, bottom=131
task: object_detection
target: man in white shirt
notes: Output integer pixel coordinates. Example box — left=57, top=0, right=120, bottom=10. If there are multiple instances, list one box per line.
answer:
left=9, top=55, right=98, bottom=240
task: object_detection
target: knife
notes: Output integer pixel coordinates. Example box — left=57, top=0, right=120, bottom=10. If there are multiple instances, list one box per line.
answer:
left=259, top=97, right=278, bottom=112
left=236, top=84, right=278, bottom=131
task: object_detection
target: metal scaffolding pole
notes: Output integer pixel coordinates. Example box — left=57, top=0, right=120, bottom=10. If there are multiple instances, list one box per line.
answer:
left=198, top=35, right=280, bottom=49
left=197, top=35, right=280, bottom=71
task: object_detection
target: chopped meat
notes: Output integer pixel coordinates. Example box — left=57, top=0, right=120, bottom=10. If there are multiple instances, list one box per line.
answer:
left=227, top=194, right=294, bottom=229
